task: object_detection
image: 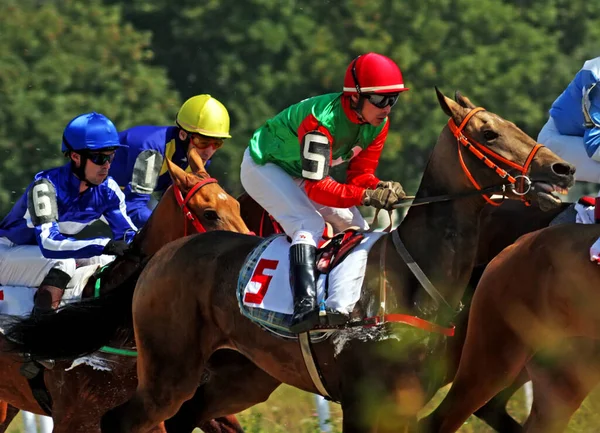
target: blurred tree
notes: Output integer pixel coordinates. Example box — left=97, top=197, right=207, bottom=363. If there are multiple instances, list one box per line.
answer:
left=0, top=0, right=177, bottom=214
left=113, top=0, right=587, bottom=196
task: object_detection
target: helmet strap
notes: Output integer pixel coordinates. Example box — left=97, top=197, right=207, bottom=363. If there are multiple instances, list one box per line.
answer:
left=69, top=154, right=98, bottom=188
left=350, top=94, right=367, bottom=122
left=178, top=128, right=191, bottom=144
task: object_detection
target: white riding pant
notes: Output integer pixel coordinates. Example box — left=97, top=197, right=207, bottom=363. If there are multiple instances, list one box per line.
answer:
left=0, top=237, right=114, bottom=288
left=241, top=148, right=368, bottom=247
left=538, top=117, right=600, bottom=184
left=22, top=411, right=53, bottom=433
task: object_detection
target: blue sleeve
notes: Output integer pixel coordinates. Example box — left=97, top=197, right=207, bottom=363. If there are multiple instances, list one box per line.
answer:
left=30, top=178, right=111, bottom=259
left=35, top=223, right=109, bottom=259
left=103, top=180, right=138, bottom=242
left=123, top=185, right=153, bottom=228
left=584, top=85, right=600, bottom=161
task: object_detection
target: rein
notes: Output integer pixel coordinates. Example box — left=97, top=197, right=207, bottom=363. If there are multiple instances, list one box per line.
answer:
left=173, top=177, right=219, bottom=236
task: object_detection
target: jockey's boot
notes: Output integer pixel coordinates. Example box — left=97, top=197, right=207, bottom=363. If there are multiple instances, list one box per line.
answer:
left=32, top=285, right=64, bottom=318
left=289, top=243, right=319, bottom=334
left=32, top=267, right=70, bottom=319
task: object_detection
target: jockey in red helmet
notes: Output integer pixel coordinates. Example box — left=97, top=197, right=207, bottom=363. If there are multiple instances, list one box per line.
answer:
left=241, top=53, right=408, bottom=333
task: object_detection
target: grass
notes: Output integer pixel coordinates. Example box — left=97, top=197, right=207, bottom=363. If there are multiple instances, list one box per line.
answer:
left=8, top=382, right=600, bottom=432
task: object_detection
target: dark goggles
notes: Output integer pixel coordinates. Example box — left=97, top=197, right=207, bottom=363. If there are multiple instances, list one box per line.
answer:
left=190, top=134, right=224, bottom=149
left=84, top=151, right=116, bottom=165
left=364, top=93, right=400, bottom=108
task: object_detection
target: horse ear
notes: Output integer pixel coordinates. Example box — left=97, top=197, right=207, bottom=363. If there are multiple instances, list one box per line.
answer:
left=436, top=87, right=457, bottom=117
left=166, top=157, right=189, bottom=190
left=436, top=86, right=468, bottom=126
left=187, top=147, right=207, bottom=174
left=454, top=90, right=476, bottom=109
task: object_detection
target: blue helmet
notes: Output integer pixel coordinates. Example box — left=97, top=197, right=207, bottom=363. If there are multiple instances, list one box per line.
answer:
left=61, top=112, right=127, bottom=152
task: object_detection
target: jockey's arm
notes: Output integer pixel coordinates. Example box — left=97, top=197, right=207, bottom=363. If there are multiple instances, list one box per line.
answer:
left=297, top=117, right=367, bottom=208
left=122, top=184, right=153, bottom=228
left=29, top=179, right=134, bottom=260
left=103, top=179, right=138, bottom=242
left=345, top=121, right=388, bottom=189
left=583, top=83, right=600, bottom=162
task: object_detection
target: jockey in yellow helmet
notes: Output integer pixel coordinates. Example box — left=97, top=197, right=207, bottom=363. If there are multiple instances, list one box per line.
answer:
left=109, top=94, right=231, bottom=227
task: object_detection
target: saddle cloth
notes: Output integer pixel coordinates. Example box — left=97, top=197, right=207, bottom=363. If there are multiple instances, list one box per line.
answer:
left=574, top=196, right=597, bottom=224
left=0, top=264, right=101, bottom=317
left=238, top=232, right=385, bottom=333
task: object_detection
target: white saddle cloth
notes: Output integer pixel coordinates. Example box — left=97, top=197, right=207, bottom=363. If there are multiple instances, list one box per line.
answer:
left=242, top=232, right=385, bottom=315
left=574, top=202, right=596, bottom=224
left=0, top=264, right=101, bottom=317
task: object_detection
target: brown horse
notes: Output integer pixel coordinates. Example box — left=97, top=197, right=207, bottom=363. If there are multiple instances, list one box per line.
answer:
left=231, top=180, right=573, bottom=433
left=419, top=220, right=600, bottom=433
left=5, top=88, right=575, bottom=433
left=0, top=148, right=247, bottom=433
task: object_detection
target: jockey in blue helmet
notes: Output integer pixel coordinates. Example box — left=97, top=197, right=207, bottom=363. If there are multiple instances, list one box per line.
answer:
left=0, top=112, right=137, bottom=315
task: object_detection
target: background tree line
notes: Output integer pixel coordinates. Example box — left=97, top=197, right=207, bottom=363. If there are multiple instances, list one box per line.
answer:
left=0, top=0, right=597, bottom=216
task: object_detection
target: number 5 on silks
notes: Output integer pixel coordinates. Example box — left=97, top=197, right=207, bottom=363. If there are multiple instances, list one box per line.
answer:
left=301, top=131, right=330, bottom=181
left=27, top=179, right=59, bottom=226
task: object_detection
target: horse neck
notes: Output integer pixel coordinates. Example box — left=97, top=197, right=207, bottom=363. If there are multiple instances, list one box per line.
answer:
left=138, top=187, right=186, bottom=255
left=391, top=127, right=490, bottom=309
left=82, top=188, right=186, bottom=298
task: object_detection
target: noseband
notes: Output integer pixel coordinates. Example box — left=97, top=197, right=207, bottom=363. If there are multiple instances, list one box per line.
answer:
left=448, top=106, right=544, bottom=206
left=173, top=177, right=219, bottom=235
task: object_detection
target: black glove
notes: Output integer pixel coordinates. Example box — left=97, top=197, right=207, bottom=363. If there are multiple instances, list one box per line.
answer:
left=362, top=188, right=400, bottom=210
left=102, top=240, right=130, bottom=257
left=376, top=180, right=406, bottom=199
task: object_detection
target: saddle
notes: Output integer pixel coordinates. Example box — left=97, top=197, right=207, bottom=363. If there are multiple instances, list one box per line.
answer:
left=316, top=227, right=364, bottom=274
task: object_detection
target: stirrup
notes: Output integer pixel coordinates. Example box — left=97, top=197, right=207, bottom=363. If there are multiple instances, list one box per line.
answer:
left=324, top=309, right=349, bottom=327
left=289, top=309, right=319, bottom=333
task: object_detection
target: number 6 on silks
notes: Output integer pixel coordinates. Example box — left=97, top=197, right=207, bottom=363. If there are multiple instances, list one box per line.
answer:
left=301, top=131, right=330, bottom=181
left=27, top=179, right=59, bottom=226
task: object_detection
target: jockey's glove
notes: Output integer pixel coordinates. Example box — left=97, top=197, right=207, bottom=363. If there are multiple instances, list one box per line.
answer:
left=103, top=240, right=130, bottom=257
left=376, top=180, right=406, bottom=199
left=362, top=187, right=400, bottom=211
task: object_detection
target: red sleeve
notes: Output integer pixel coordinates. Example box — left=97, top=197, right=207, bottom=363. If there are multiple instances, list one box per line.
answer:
left=304, top=177, right=365, bottom=208
left=346, top=120, right=389, bottom=189
left=298, top=114, right=366, bottom=208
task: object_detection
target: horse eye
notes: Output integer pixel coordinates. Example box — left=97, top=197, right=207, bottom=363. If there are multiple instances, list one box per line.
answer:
left=483, top=130, right=499, bottom=141
left=203, top=209, right=219, bottom=221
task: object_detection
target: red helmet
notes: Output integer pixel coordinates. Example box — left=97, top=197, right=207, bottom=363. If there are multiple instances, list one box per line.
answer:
left=343, top=53, right=409, bottom=95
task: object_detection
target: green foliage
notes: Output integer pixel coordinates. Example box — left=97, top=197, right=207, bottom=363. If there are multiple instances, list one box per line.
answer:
left=106, top=0, right=598, bottom=195
left=0, top=0, right=177, bottom=213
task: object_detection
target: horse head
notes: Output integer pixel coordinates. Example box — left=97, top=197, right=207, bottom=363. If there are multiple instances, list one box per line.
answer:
left=142, top=147, right=249, bottom=252
left=428, top=88, right=575, bottom=211
left=84, top=148, right=249, bottom=298
left=388, top=89, right=576, bottom=327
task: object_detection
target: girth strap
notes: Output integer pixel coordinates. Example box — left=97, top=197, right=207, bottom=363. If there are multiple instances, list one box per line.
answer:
left=298, top=333, right=333, bottom=400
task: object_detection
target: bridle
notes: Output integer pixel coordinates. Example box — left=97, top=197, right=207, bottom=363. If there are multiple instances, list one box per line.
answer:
left=448, top=106, right=544, bottom=206
left=173, top=177, right=219, bottom=236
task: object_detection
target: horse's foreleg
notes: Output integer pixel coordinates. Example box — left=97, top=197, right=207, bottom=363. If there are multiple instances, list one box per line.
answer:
left=165, top=350, right=280, bottom=433
left=419, top=309, right=529, bottom=433
left=522, top=354, right=599, bottom=433
left=101, top=304, right=215, bottom=433
left=473, top=368, right=528, bottom=433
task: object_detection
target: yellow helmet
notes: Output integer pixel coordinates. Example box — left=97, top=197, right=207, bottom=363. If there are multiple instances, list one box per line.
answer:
left=175, top=94, right=231, bottom=139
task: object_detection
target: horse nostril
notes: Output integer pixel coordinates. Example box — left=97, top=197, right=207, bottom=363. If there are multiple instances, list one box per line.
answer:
left=551, top=162, right=576, bottom=177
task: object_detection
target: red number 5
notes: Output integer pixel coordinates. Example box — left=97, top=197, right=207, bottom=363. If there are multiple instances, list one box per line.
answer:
left=244, top=258, right=279, bottom=304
